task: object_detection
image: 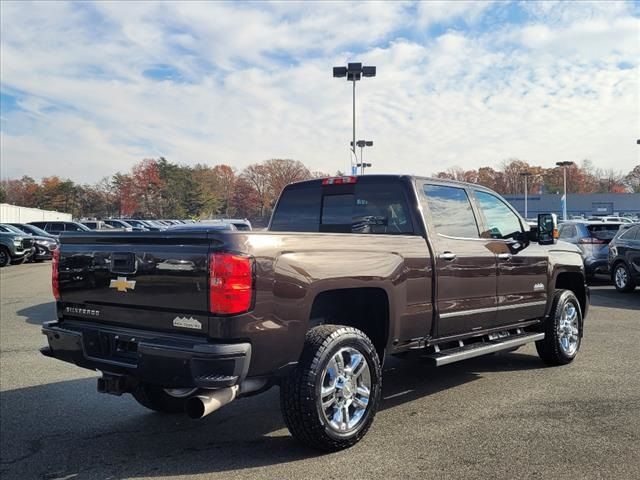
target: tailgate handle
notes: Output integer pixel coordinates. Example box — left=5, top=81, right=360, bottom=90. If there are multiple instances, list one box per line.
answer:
left=110, top=252, right=137, bottom=274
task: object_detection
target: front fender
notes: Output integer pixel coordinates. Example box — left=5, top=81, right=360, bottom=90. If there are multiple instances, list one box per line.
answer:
left=546, top=247, right=589, bottom=319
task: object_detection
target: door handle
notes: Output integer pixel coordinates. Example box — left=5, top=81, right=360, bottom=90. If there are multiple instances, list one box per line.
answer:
left=439, top=252, right=457, bottom=261
left=497, top=253, right=512, bottom=260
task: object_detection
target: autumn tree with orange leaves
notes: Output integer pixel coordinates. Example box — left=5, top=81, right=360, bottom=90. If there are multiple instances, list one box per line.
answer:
left=2, top=157, right=638, bottom=221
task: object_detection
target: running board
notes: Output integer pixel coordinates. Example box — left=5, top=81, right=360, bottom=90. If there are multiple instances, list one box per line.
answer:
left=423, top=332, right=545, bottom=367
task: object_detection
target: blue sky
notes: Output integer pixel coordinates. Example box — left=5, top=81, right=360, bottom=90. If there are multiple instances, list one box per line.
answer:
left=1, top=0, right=638, bottom=182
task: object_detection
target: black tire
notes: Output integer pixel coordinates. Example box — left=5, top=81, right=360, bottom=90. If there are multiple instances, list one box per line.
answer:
left=536, top=290, right=583, bottom=366
left=131, top=384, right=190, bottom=414
left=12, top=256, right=27, bottom=265
left=612, top=262, right=636, bottom=293
left=0, top=247, right=9, bottom=267
left=280, top=325, right=382, bottom=451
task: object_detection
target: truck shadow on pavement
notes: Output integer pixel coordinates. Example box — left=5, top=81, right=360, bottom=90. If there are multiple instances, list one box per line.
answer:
left=588, top=287, right=640, bottom=310
left=0, top=351, right=547, bottom=479
left=16, top=301, right=56, bottom=326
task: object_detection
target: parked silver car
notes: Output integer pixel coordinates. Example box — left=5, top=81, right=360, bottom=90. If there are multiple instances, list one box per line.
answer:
left=558, top=221, right=624, bottom=279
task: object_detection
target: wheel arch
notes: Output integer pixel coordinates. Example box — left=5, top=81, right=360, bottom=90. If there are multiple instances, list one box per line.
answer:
left=554, top=271, right=588, bottom=319
left=308, top=287, right=390, bottom=360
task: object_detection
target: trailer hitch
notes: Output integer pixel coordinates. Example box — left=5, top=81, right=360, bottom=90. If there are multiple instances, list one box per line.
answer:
left=97, top=373, right=131, bottom=396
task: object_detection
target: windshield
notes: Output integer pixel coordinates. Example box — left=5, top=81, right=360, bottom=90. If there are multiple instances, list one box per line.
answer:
left=1, top=224, right=27, bottom=234
left=21, top=224, right=51, bottom=236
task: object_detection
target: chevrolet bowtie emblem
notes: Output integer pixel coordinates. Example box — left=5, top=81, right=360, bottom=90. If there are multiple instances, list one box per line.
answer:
left=109, top=276, right=136, bottom=292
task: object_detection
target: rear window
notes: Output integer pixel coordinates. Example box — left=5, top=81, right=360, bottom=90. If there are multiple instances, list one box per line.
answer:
left=587, top=224, right=622, bottom=242
left=270, top=181, right=414, bottom=234
left=270, top=184, right=322, bottom=232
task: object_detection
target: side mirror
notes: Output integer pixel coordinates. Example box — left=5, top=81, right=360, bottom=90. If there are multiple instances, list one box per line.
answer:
left=538, top=213, right=558, bottom=245
left=506, top=230, right=530, bottom=254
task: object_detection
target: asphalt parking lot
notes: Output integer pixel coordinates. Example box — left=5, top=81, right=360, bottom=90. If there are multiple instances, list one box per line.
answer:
left=1, top=262, right=639, bottom=480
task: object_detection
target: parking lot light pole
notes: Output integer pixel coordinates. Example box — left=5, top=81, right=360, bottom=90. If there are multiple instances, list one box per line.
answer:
left=333, top=63, right=376, bottom=175
left=556, top=161, right=574, bottom=220
left=519, top=171, right=532, bottom=219
left=351, top=140, right=373, bottom=174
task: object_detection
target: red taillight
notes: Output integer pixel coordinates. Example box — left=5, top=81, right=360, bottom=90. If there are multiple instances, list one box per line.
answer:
left=52, top=247, right=60, bottom=300
left=579, top=237, right=607, bottom=244
left=209, top=253, right=253, bottom=315
left=322, top=176, right=357, bottom=185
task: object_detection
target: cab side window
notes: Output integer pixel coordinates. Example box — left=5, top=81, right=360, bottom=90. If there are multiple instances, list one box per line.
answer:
left=423, top=184, right=480, bottom=238
left=474, top=191, right=523, bottom=239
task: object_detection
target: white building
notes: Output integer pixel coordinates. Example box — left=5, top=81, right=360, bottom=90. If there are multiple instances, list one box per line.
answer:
left=0, top=203, right=72, bottom=223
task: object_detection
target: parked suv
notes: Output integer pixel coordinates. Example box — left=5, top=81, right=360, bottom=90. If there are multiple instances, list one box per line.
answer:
left=558, top=221, right=623, bottom=279
left=8, top=223, right=57, bottom=240
left=608, top=224, right=640, bottom=292
left=0, top=231, right=28, bottom=267
left=0, top=224, right=56, bottom=262
left=29, top=221, right=91, bottom=236
left=0, top=224, right=36, bottom=262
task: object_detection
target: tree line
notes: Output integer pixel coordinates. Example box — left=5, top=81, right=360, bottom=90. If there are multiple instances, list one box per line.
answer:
left=434, top=159, right=640, bottom=196
left=1, top=158, right=638, bottom=222
left=0, top=158, right=326, bottom=222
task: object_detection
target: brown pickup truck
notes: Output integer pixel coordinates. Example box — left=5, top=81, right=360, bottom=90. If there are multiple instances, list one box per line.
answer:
left=41, top=175, right=588, bottom=450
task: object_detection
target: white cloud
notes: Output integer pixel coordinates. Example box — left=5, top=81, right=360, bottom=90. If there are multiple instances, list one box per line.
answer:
left=0, top=1, right=639, bottom=183
left=415, top=0, right=495, bottom=28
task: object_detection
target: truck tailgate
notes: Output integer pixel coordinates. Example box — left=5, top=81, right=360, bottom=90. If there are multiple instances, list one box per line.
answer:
left=58, top=232, right=214, bottom=334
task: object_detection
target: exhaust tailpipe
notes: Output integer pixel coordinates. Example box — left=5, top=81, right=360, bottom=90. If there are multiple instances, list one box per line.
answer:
left=185, top=385, right=238, bottom=419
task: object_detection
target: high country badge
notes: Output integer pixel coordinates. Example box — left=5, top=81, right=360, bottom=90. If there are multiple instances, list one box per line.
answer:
left=173, top=316, right=202, bottom=330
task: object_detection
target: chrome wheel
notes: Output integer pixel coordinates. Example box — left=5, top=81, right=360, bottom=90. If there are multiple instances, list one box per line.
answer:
left=319, top=347, right=372, bottom=433
left=615, top=266, right=628, bottom=289
left=557, top=302, right=579, bottom=356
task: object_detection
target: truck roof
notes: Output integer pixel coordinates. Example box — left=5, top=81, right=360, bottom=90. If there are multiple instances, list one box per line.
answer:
left=289, top=174, right=491, bottom=191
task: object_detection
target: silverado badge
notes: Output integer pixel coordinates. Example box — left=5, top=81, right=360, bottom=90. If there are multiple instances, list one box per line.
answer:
left=173, top=316, right=202, bottom=330
left=109, top=276, right=136, bottom=292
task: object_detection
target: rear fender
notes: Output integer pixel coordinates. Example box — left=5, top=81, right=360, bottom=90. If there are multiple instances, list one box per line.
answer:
left=273, top=250, right=416, bottom=355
